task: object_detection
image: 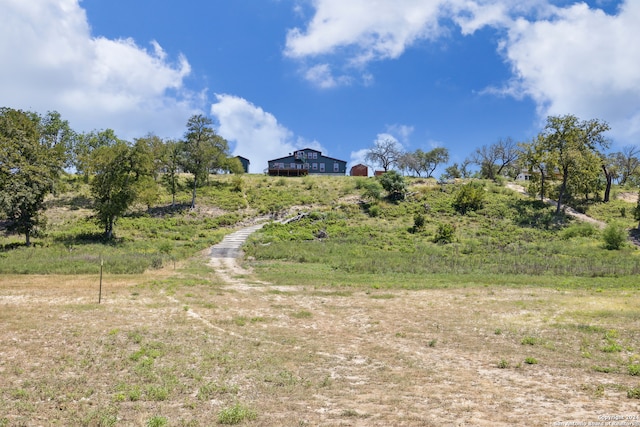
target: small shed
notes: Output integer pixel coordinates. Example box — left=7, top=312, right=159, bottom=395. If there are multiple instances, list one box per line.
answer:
left=349, top=164, right=368, bottom=176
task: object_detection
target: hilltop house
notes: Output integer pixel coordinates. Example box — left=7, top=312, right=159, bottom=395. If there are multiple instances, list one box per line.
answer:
left=235, top=156, right=250, bottom=173
left=267, top=148, right=347, bottom=176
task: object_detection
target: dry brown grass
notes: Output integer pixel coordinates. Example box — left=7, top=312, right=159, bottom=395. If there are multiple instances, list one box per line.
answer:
left=1, top=262, right=640, bottom=426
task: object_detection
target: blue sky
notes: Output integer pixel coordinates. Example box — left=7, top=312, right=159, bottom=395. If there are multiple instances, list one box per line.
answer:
left=1, top=0, right=636, bottom=174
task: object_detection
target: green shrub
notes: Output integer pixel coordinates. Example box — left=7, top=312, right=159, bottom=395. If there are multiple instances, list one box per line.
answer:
left=147, top=416, right=168, bottom=427
left=628, top=364, right=640, bottom=376
left=378, top=171, right=407, bottom=201
left=433, top=223, right=455, bottom=244
left=412, top=213, right=425, bottom=232
left=627, top=387, right=640, bottom=399
left=560, top=223, right=598, bottom=239
left=602, top=222, right=627, bottom=250
left=218, top=403, right=257, bottom=425
left=452, top=181, right=485, bottom=214
left=361, top=180, right=383, bottom=201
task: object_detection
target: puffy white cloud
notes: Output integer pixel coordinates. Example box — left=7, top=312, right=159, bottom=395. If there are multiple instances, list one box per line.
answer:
left=210, top=94, right=326, bottom=173
left=285, top=0, right=445, bottom=62
left=0, top=0, right=199, bottom=139
left=284, top=0, right=552, bottom=88
left=500, top=1, right=640, bottom=144
left=385, top=124, right=414, bottom=143
left=286, top=0, right=640, bottom=144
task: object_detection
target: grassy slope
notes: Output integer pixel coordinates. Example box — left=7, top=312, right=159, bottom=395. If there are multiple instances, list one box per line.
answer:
left=1, top=173, right=639, bottom=287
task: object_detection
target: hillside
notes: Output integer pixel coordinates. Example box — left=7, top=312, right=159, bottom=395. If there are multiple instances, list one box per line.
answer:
left=1, top=174, right=639, bottom=284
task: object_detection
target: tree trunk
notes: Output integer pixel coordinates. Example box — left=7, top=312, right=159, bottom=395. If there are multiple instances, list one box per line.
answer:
left=105, top=218, right=114, bottom=240
left=602, top=164, right=612, bottom=203
left=556, top=170, right=569, bottom=216
left=25, top=231, right=31, bottom=247
left=191, top=177, right=197, bottom=209
left=538, top=166, right=545, bottom=202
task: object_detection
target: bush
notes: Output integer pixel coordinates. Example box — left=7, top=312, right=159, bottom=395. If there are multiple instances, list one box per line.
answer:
left=452, top=181, right=485, bottom=214
left=378, top=171, right=407, bottom=201
left=602, top=222, right=627, bottom=250
left=361, top=180, right=383, bottom=201
left=560, top=223, right=598, bottom=240
left=412, top=213, right=425, bottom=232
left=433, top=223, right=455, bottom=244
left=218, top=403, right=257, bottom=425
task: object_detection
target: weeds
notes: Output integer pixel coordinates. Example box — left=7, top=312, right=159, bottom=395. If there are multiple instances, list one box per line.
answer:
left=217, top=403, right=257, bottom=425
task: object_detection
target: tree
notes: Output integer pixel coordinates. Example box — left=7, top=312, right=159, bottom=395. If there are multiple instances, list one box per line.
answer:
left=0, top=108, right=65, bottom=246
left=634, top=190, right=640, bottom=229
left=397, top=151, right=420, bottom=176
left=181, top=114, right=230, bottom=209
left=600, top=152, right=619, bottom=203
left=519, top=136, right=550, bottom=201
left=423, top=147, right=449, bottom=178
left=378, top=170, right=407, bottom=201
left=441, top=163, right=461, bottom=180
left=90, top=141, right=137, bottom=239
left=365, top=138, right=402, bottom=172
left=613, top=145, right=640, bottom=186
left=470, top=137, right=519, bottom=180
left=72, top=129, right=120, bottom=182
left=537, top=115, right=610, bottom=215
left=159, top=139, right=183, bottom=208
left=452, top=181, right=485, bottom=214
left=38, top=110, right=76, bottom=170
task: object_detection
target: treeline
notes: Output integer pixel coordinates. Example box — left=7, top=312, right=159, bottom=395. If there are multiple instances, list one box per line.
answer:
left=366, top=114, right=640, bottom=214
left=0, top=107, right=241, bottom=245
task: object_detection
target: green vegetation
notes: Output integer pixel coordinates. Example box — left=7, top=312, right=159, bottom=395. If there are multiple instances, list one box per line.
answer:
left=217, top=403, right=257, bottom=425
left=1, top=164, right=639, bottom=282
left=245, top=178, right=640, bottom=289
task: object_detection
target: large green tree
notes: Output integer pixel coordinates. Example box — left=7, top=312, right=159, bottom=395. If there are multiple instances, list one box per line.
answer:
left=181, top=114, right=229, bottom=208
left=0, top=108, right=65, bottom=245
left=72, top=129, right=120, bottom=182
left=537, top=115, right=610, bottom=215
left=90, top=140, right=139, bottom=239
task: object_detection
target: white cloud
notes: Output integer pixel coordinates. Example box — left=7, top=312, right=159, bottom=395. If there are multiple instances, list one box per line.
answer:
left=501, top=0, right=640, bottom=144
left=210, top=94, right=326, bottom=173
left=0, top=0, right=200, bottom=140
left=285, top=0, right=640, bottom=145
left=385, top=124, right=414, bottom=143
left=285, top=0, right=445, bottom=62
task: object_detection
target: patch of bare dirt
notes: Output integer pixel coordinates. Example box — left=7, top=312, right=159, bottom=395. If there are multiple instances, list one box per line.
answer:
left=617, top=192, right=638, bottom=203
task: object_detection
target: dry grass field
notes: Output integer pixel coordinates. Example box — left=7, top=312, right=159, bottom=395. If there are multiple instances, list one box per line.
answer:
left=2, top=247, right=640, bottom=426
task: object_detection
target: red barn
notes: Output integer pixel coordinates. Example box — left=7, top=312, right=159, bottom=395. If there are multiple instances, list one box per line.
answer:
left=349, top=164, right=368, bottom=176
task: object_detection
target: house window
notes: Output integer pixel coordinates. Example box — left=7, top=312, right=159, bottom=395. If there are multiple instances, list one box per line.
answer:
left=312, top=163, right=318, bottom=170
left=304, top=163, right=310, bottom=169
left=320, top=163, right=325, bottom=172
left=333, top=163, right=339, bottom=172
left=290, top=162, right=296, bottom=169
